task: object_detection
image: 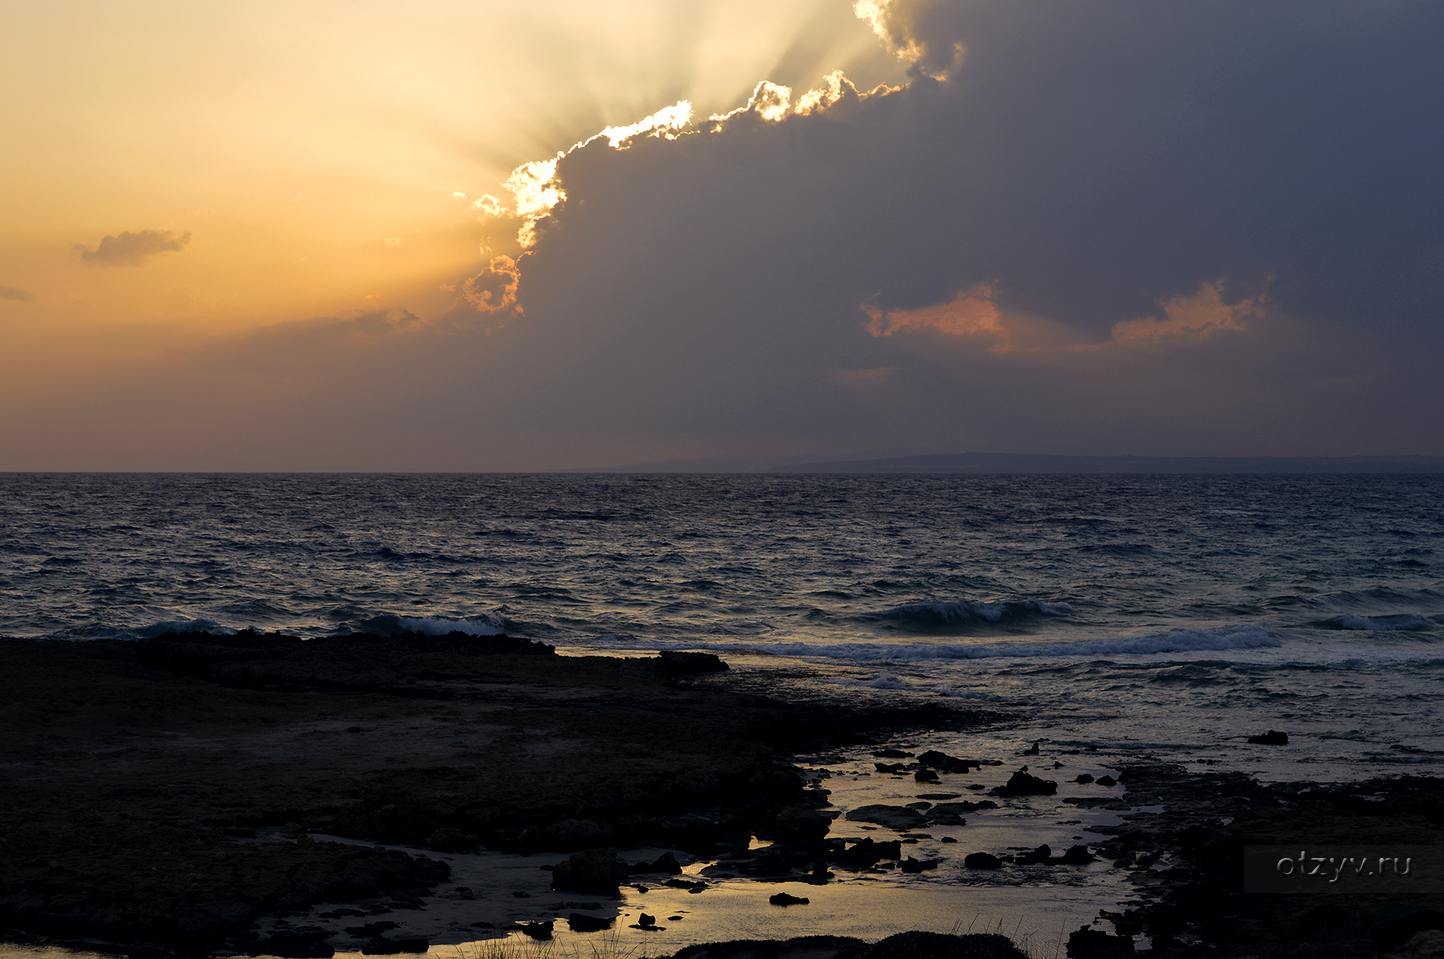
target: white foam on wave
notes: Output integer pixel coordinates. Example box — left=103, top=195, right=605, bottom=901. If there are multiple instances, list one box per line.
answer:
left=132, top=618, right=234, bottom=638
left=875, top=598, right=1074, bottom=626
left=395, top=615, right=504, bottom=637
left=748, top=625, right=1281, bottom=663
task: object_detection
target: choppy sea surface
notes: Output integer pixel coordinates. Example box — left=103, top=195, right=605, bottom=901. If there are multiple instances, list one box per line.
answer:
left=3, top=472, right=1442, bottom=782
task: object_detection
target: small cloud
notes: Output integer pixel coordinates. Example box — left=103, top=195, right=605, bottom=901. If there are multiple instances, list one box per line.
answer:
left=864, top=282, right=1010, bottom=351
left=76, top=229, right=191, bottom=267
left=470, top=194, right=506, bottom=220
left=384, top=237, right=404, bottom=249
left=1111, top=280, right=1262, bottom=346
left=461, top=256, right=522, bottom=313
left=0, top=285, right=35, bottom=303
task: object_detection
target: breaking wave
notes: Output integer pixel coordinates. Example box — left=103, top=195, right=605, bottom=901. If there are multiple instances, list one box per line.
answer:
left=864, top=599, right=1074, bottom=633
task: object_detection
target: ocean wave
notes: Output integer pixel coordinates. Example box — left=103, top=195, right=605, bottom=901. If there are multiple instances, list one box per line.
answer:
left=132, top=618, right=235, bottom=639
left=744, top=625, right=1280, bottom=663
left=1333, top=614, right=1434, bottom=631
left=361, top=614, right=506, bottom=637
left=865, top=599, right=1074, bottom=633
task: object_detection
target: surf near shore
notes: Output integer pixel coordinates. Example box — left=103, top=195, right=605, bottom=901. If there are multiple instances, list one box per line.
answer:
left=3, top=631, right=1442, bottom=959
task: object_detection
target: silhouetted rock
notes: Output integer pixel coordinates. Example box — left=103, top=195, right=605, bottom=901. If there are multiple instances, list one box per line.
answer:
left=845, top=804, right=927, bottom=830
left=1066, top=926, right=1134, bottom=958
left=519, top=920, right=554, bottom=940
left=1051, top=844, right=1096, bottom=865
left=1247, top=729, right=1289, bottom=745
left=860, top=931, right=1030, bottom=958
left=770, top=892, right=810, bottom=906
left=254, top=929, right=336, bottom=958
left=656, top=651, right=728, bottom=676
left=917, top=750, right=984, bottom=773
left=991, top=769, right=1057, bottom=796
left=567, top=913, right=615, bottom=932
left=551, top=848, right=628, bottom=893
left=426, top=827, right=477, bottom=853
left=775, top=805, right=831, bottom=841
left=964, top=852, right=1003, bottom=869
left=631, top=851, right=683, bottom=875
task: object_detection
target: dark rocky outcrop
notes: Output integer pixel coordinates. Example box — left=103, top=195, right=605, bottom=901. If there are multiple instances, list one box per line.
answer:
left=990, top=769, right=1058, bottom=797
left=550, top=849, right=629, bottom=893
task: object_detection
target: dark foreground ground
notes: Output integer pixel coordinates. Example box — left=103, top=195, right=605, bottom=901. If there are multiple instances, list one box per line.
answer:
left=2, top=632, right=1441, bottom=959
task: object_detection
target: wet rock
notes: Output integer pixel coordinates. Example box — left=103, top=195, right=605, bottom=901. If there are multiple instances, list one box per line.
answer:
left=775, top=805, right=831, bottom=842
left=519, top=920, right=554, bottom=940
left=991, top=769, right=1058, bottom=797
left=1074, top=774, right=1095, bottom=784
left=804, top=860, right=833, bottom=884
left=899, top=856, right=940, bottom=873
left=1051, top=844, right=1096, bottom=865
left=551, top=848, right=628, bottom=893
left=361, top=937, right=429, bottom=955
left=1015, top=844, right=1052, bottom=865
left=254, top=928, right=336, bottom=958
left=914, top=769, right=940, bottom=783
left=536, top=818, right=613, bottom=851
left=567, top=913, right=615, bottom=932
left=964, top=852, right=1004, bottom=869
left=631, top=850, right=683, bottom=874
left=426, top=827, right=477, bottom=853
left=770, top=892, right=811, bottom=906
left=1066, top=926, right=1134, bottom=958
left=845, top=804, right=928, bottom=830
left=860, top=930, right=1029, bottom=958
left=1247, top=729, right=1289, bottom=745
left=873, top=748, right=913, bottom=759
left=1094, top=775, right=1117, bottom=787
left=917, top=750, right=985, bottom=773
left=833, top=837, right=903, bottom=868
left=656, top=651, right=728, bottom=676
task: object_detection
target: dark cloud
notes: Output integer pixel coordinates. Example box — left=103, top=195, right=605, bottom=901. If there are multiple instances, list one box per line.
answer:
left=0, top=286, right=35, bottom=303
left=487, top=0, right=1443, bottom=459
left=76, top=229, right=191, bottom=266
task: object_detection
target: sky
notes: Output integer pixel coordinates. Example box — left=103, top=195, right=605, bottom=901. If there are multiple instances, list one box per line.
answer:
left=2, top=0, right=1441, bottom=471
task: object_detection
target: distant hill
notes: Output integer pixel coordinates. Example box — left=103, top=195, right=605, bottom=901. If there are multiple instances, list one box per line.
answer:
left=769, top=452, right=1444, bottom=474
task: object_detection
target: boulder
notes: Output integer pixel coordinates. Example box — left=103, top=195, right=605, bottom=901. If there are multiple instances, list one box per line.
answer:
left=1247, top=730, right=1289, bottom=745
left=964, top=852, right=1004, bottom=869
left=770, top=892, right=810, bottom=906
left=551, top=848, right=628, bottom=893
left=775, top=805, right=832, bottom=842
left=991, top=769, right=1058, bottom=797
left=845, top=804, right=928, bottom=830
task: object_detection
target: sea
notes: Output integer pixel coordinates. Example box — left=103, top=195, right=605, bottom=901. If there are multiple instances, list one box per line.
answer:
left=4, top=470, right=1441, bottom=784
left=4, top=471, right=1444, bottom=955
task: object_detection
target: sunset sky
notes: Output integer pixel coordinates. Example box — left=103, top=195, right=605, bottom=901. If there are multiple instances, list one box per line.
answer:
left=3, top=0, right=1441, bottom=471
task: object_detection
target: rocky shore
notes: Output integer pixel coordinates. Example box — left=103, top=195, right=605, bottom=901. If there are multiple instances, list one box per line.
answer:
left=0, top=631, right=1006, bottom=957
left=4, top=632, right=1441, bottom=959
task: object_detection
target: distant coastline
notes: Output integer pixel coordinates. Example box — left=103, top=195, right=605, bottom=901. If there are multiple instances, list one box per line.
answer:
left=592, top=451, right=1444, bottom=474
left=770, top=452, right=1444, bottom=474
